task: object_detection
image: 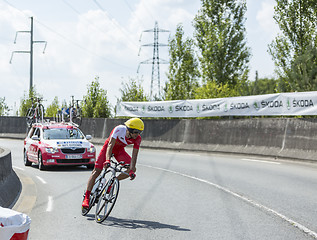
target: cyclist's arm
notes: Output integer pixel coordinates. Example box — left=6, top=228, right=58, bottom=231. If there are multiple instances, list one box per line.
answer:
left=130, top=148, right=139, bottom=172
left=105, top=137, right=116, bottom=165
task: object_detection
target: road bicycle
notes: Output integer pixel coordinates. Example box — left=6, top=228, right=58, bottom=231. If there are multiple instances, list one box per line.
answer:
left=68, top=96, right=82, bottom=126
left=70, top=98, right=82, bottom=127
left=81, top=159, right=135, bottom=223
left=26, top=97, right=45, bottom=129
left=55, top=97, right=82, bottom=126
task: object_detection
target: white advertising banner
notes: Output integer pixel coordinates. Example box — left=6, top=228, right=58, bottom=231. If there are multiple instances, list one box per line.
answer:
left=116, top=91, right=317, bottom=118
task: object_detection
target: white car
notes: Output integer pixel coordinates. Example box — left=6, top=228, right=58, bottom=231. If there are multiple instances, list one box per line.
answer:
left=24, top=122, right=96, bottom=170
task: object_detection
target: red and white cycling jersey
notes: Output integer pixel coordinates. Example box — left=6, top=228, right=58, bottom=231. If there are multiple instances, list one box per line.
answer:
left=105, top=125, right=141, bottom=150
left=95, top=125, right=141, bottom=169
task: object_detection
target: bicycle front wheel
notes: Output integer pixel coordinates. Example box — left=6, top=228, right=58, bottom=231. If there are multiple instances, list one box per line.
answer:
left=95, top=177, right=120, bottom=223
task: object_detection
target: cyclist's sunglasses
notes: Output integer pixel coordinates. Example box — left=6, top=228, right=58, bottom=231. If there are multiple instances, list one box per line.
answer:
left=128, top=128, right=143, bottom=135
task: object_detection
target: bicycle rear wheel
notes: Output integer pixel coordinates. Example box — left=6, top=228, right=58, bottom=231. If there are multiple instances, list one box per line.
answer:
left=72, top=107, right=82, bottom=126
left=72, top=116, right=82, bottom=126
left=95, top=177, right=119, bottom=223
left=26, top=108, right=35, bottom=128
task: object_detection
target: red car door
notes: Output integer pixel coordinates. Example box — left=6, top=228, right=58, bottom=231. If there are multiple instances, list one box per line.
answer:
left=29, top=128, right=41, bottom=161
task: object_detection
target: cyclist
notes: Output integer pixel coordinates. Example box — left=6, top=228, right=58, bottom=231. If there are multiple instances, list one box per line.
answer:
left=82, top=117, right=144, bottom=209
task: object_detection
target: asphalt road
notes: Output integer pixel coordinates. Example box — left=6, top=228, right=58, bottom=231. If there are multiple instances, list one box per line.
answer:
left=1, top=138, right=317, bottom=240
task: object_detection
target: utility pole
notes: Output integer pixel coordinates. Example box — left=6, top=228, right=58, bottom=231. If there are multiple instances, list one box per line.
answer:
left=137, top=21, right=169, bottom=100
left=10, top=17, right=47, bottom=92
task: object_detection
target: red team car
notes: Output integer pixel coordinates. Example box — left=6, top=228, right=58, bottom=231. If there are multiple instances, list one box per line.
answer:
left=24, top=122, right=96, bottom=170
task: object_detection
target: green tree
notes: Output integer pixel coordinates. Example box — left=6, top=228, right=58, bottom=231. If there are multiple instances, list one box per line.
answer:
left=241, top=71, right=278, bottom=95
left=286, top=45, right=317, bottom=91
left=46, top=97, right=60, bottom=117
left=82, top=76, right=111, bottom=118
left=195, top=81, right=238, bottom=99
left=268, top=0, right=317, bottom=91
left=0, top=97, right=9, bottom=116
left=249, top=78, right=278, bottom=95
left=119, top=77, right=149, bottom=102
left=164, top=24, right=199, bottom=100
left=193, top=0, right=250, bottom=87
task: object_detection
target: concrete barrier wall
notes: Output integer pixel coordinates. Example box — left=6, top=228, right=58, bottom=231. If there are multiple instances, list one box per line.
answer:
left=1, top=116, right=317, bottom=206
left=0, top=147, right=21, bottom=208
left=1, top=116, right=317, bottom=161
left=79, top=117, right=317, bottom=161
left=0, top=116, right=27, bottom=134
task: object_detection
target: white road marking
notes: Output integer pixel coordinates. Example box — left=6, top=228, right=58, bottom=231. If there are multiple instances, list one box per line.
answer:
left=140, top=164, right=317, bottom=239
left=13, top=166, right=25, bottom=171
left=241, top=158, right=281, bottom=165
left=36, top=176, right=47, bottom=184
left=46, top=196, right=53, bottom=212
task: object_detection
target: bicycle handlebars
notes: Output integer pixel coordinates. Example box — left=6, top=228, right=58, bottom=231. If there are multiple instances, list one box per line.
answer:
left=107, top=159, right=136, bottom=180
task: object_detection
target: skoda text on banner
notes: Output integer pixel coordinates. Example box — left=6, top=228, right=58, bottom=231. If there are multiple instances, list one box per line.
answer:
left=116, top=91, right=317, bottom=118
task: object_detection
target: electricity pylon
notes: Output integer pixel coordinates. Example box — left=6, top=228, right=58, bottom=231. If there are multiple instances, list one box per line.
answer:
left=10, top=16, right=47, bottom=92
left=137, top=21, right=169, bottom=100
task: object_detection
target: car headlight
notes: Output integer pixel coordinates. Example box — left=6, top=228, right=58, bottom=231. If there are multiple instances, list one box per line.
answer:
left=45, top=147, right=59, bottom=154
left=87, top=147, right=95, bottom=153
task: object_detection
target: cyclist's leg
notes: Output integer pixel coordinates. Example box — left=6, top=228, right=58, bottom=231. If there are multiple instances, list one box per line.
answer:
left=86, top=144, right=107, bottom=191
left=82, top=145, right=107, bottom=207
left=114, top=149, right=135, bottom=181
left=82, top=167, right=102, bottom=208
left=86, top=167, right=102, bottom=191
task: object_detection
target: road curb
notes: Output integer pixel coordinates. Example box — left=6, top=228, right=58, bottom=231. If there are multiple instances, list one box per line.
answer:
left=0, top=147, right=22, bottom=208
left=12, top=168, right=37, bottom=215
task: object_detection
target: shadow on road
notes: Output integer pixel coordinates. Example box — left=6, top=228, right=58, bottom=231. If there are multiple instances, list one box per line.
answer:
left=85, top=215, right=190, bottom=231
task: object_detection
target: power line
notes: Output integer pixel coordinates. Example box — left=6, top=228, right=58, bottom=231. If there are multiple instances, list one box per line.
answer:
left=138, top=21, right=169, bottom=100
left=141, top=1, right=156, bottom=23
left=120, top=0, right=146, bottom=29
left=62, top=0, right=141, bottom=60
left=95, top=0, right=154, bottom=61
left=9, top=17, right=47, bottom=92
left=92, top=0, right=140, bottom=53
left=63, top=0, right=118, bottom=38
left=3, top=0, right=135, bottom=70
left=35, top=18, right=133, bottom=69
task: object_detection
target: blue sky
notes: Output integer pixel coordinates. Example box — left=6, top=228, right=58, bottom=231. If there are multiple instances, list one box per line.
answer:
left=0, top=0, right=279, bottom=115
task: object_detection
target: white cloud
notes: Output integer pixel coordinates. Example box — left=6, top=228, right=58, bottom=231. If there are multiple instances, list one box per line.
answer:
left=256, top=0, right=279, bottom=38
left=0, top=0, right=277, bottom=114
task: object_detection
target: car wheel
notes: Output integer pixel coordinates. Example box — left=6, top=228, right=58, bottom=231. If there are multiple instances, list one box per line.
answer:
left=24, top=150, right=32, bottom=166
left=38, top=152, right=46, bottom=171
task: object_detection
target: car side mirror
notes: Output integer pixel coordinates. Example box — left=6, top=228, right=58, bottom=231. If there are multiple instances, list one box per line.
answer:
left=31, top=136, right=40, bottom=141
left=86, top=135, right=92, bottom=140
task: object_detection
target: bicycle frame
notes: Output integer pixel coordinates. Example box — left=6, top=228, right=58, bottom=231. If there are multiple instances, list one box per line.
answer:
left=81, top=159, right=130, bottom=221
left=107, top=159, right=130, bottom=179
left=58, top=96, right=82, bottom=126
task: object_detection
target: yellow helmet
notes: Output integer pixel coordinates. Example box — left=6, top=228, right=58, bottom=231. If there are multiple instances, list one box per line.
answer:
left=124, top=118, right=144, bottom=133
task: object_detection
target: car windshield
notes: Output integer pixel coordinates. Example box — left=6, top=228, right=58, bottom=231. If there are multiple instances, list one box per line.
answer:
left=43, top=128, right=84, bottom=140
